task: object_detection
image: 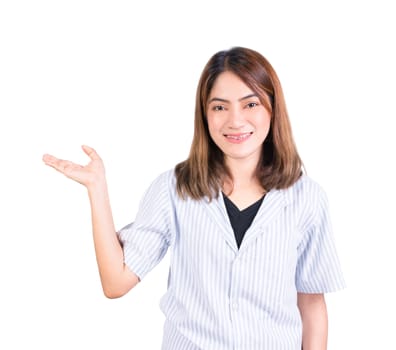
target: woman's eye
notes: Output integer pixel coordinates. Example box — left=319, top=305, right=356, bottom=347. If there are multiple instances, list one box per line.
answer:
left=213, top=105, right=225, bottom=111
left=246, top=102, right=259, bottom=108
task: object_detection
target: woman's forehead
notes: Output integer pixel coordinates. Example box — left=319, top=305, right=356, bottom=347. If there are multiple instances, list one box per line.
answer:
left=208, top=72, right=254, bottom=100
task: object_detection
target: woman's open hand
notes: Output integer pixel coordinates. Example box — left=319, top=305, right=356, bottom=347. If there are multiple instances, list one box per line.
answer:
left=42, top=145, right=106, bottom=189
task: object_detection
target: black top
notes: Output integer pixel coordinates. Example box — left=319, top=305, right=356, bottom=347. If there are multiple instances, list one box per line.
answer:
left=222, top=193, right=265, bottom=249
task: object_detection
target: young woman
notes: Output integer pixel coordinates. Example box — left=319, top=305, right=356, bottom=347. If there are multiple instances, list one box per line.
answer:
left=43, top=47, right=345, bottom=349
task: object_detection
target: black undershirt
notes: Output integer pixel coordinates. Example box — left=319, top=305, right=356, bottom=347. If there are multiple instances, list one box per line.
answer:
left=222, top=193, right=265, bottom=249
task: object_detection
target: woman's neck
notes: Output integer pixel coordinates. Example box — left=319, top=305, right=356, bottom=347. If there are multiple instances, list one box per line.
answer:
left=224, top=156, right=259, bottom=188
left=223, top=157, right=265, bottom=210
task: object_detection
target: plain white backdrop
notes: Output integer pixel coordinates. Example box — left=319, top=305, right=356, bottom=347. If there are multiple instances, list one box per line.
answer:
left=1, top=1, right=395, bottom=349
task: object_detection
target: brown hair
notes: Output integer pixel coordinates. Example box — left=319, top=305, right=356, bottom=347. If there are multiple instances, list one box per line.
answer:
left=175, top=47, right=303, bottom=200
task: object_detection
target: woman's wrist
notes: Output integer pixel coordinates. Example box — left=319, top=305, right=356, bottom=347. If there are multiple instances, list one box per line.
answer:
left=86, top=176, right=108, bottom=198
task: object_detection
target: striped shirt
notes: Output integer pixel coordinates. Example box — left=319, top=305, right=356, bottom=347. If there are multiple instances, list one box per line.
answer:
left=117, top=169, right=346, bottom=349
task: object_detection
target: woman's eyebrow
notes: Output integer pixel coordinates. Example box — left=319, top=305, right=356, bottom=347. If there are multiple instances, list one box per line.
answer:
left=208, top=94, right=258, bottom=104
left=239, top=93, right=258, bottom=101
left=208, top=97, right=229, bottom=104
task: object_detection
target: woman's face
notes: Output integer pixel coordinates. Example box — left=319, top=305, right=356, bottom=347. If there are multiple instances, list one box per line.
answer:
left=206, top=71, right=271, bottom=166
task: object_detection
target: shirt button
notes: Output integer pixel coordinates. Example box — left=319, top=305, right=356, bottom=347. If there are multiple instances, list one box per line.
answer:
left=232, top=301, right=239, bottom=311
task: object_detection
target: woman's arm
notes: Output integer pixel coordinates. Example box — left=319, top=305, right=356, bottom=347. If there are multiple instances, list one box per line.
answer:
left=43, top=145, right=139, bottom=298
left=297, top=293, right=328, bottom=350
left=87, top=178, right=139, bottom=298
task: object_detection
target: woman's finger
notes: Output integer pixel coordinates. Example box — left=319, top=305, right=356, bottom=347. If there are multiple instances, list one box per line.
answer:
left=42, top=154, right=59, bottom=166
left=81, top=145, right=101, bottom=161
left=42, top=154, right=81, bottom=176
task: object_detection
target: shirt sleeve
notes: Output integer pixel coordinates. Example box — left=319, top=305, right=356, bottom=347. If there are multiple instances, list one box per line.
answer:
left=116, top=171, right=174, bottom=280
left=295, top=183, right=346, bottom=293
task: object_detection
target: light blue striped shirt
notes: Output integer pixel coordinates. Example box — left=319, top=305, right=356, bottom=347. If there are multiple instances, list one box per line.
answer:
left=118, top=169, right=346, bottom=349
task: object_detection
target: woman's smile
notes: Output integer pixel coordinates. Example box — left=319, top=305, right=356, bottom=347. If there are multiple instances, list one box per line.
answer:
left=223, top=132, right=253, bottom=143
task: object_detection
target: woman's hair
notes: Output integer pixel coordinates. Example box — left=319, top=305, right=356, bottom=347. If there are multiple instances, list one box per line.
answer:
left=175, top=46, right=303, bottom=200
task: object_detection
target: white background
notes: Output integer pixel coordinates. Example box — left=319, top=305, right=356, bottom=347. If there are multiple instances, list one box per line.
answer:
left=1, top=0, right=395, bottom=349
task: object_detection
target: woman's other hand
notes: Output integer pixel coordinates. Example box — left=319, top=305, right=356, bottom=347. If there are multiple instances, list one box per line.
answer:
left=42, top=145, right=106, bottom=189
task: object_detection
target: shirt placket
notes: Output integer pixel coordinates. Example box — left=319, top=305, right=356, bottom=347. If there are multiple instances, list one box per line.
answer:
left=228, top=251, right=246, bottom=350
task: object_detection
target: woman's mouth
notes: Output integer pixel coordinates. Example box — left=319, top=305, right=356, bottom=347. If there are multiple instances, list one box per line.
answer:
left=224, top=132, right=253, bottom=143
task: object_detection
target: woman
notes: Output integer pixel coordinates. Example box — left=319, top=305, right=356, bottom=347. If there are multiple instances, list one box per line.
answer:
left=43, top=47, right=345, bottom=349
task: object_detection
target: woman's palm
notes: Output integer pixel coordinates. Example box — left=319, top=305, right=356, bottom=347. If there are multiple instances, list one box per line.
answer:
left=42, top=145, right=105, bottom=187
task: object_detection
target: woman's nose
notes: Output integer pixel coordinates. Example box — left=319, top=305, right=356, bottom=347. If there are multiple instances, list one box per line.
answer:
left=227, top=108, right=245, bottom=128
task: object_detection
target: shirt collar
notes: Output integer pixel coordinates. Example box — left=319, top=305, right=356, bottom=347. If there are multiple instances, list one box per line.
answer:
left=204, top=187, right=289, bottom=252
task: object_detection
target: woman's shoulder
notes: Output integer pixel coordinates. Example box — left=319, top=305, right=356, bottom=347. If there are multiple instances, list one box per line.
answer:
left=282, top=174, right=332, bottom=228
left=283, top=174, right=328, bottom=204
left=144, top=168, right=177, bottom=193
left=153, top=168, right=176, bottom=184
left=136, top=168, right=177, bottom=208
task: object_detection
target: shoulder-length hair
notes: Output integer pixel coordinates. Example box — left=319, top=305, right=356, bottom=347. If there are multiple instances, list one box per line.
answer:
left=175, top=46, right=303, bottom=200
